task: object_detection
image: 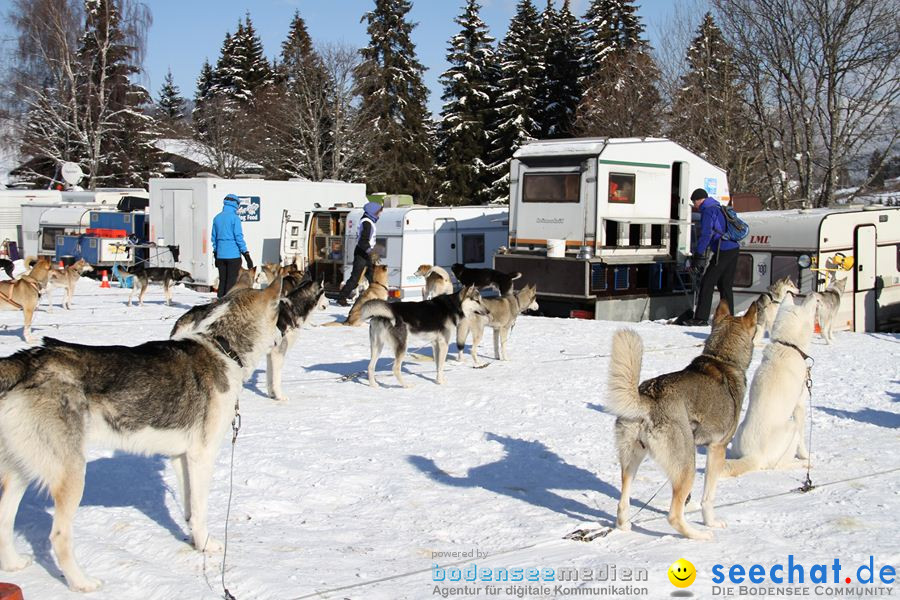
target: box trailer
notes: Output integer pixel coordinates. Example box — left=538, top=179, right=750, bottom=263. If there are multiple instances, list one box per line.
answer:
left=148, top=177, right=367, bottom=288
left=339, top=205, right=509, bottom=300
left=733, top=206, right=900, bottom=333
left=494, top=137, right=729, bottom=320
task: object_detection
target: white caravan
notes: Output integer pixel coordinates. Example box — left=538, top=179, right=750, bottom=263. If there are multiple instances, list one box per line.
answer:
left=495, top=137, right=729, bottom=320
left=734, top=206, right=900, bottom=333
left=340, top=205, right=509, bottom=300
left=149, top=177, right=366, bottom=288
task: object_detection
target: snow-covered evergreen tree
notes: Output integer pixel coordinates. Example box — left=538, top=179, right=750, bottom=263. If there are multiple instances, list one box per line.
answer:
left=436, top=0, right=496, bottom=205
left=354, top=0, right=435, bottom=202
left=536, top=0, right=582, bottom=138
left=669, top=13, right=758, bottom=194
left=208, top=15, right=273, bottom=105
left=485, top=0, right=543, bottom=204
left=581, top=0, right=644, bottom=81
left=156, top=69, right=188, bottom=136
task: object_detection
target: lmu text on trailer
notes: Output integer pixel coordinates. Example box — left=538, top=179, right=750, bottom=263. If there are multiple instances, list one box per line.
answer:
left=494, top=137, right=729, bottom=320
left=342, top=205, right=509, bottom=300
left=149, top=177, right=367, bottom=288
left=733, top=206, right=900, bottom=333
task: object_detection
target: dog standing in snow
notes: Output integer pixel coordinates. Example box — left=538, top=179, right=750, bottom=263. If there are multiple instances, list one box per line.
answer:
left=724, top=294, right=819, bottom=478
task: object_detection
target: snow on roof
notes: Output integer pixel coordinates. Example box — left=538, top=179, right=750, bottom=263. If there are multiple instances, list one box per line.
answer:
left=514, top=137, right=670, bottom=159
left=154, top=138, right=262, bottom=171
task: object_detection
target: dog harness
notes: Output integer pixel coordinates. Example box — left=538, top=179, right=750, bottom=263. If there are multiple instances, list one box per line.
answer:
left=210, top=335, right=244, bottom=368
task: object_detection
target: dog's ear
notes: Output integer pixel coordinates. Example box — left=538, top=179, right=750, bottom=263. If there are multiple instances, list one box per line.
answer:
left=713, top=299, right=731, bottom=324
left=741, top=300, right=758, bottom=328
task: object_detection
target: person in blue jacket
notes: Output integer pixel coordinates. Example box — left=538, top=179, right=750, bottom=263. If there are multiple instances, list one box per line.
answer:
left=688, top=188, right=740, bottom=325
left=211, top=193, right=254, bottom=297
left=336, top=201, right=383, bottom=306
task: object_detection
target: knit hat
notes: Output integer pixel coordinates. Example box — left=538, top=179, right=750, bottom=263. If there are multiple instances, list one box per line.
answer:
left=690, top=188, right=709, bottom=201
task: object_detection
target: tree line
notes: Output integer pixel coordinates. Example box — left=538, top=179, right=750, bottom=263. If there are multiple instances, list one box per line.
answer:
left=4, top=0, right=898, bottom=208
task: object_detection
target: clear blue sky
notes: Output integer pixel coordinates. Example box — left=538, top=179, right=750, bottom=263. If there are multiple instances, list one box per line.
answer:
left=143, top=0, right=682, bottom=116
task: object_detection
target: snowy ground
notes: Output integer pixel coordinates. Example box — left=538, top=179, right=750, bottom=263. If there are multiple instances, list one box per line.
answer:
left=0, top=278, right=898, bottom=600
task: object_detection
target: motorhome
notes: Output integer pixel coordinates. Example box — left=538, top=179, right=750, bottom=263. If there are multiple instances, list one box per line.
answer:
left=336, top=205, right=509, bottom=300
left=494, top=137, right=729, bottom=320
left=149, top=177, right=366, bottom=288
left=735, top=206, right=900, bottom=332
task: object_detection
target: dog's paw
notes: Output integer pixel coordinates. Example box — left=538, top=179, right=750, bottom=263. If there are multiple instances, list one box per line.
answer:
left=705, top=518, right=727, bottom=529
left=616, top=520, right=631, bottom=532
left=68, top=575, right=102, bottom=593
left=200, top=536, right=224, bottom=553
left=796, top=448, right=809, bottom=460
left=0, top=552, right=33, bottom=571
left=369, top=379, right=381, bottom=389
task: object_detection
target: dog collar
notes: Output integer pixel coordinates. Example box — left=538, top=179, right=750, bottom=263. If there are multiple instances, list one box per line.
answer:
left=369, top=281, right=388, bottom=291
left=763, top=291, right=780, bottom=305
left=210, top=335, right=244, bottom=368
left=772, top=339, right=814, bottom=364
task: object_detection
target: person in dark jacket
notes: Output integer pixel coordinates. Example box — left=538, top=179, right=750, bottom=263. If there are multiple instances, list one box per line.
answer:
left=337, top=201, right=383, bottom=306
left=211, top=193, right=254, bottom=297
left=688, top=188, right=740, bottom=325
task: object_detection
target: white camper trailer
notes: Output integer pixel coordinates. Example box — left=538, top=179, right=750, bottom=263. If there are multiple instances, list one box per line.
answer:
left=734, top=206, right=900, bottom=333
left=149, top=177, right=367, bottom=288
left=494, top=137, right=729, bottom=320
left=5, top=189, right=145, bottom=257
left=340, top=205, right=509, bottom=300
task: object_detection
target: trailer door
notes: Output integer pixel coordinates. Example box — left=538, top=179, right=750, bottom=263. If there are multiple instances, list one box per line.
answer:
left=160, top=189, right=190, bottom=268
left=434, top=218, right=458, bottom=267
left=853, top=225, right=877, bottom=332
left=281, top=210, right=306, bottom=267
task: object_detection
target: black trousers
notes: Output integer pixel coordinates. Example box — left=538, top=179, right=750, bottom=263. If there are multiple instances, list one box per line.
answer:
left=216, top=257, right=242, bottom=298
left=338, top=250, right=374, bottom=301
left=694, top=247, right=739, bottom=321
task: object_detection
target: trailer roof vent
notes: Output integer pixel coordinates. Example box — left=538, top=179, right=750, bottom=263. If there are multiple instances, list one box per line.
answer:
left=196, top=172, right=222, bottom=179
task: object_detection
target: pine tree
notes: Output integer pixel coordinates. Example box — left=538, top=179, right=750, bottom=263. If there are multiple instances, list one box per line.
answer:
left=436, top=0, right=496, bottom=205
left=354, top=0, right=435, bottom=202
left=485, top=0, right=543, bottom=204
left=536, top=0, right=582, bottom=138
left=156, top=69, right=188, bottom=136
left=232, top=14, right=274, bottom=101
left=669, top=13, right=758, bottom=192
left=77, top=0, right=159, bottom=187
left=581, top=0, right=644, bottom=82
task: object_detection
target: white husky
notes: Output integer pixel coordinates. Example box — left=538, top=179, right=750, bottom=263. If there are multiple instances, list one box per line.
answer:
left=752, top=276, right=799, bottom=345
left=724, top=294, right=819, bottom=477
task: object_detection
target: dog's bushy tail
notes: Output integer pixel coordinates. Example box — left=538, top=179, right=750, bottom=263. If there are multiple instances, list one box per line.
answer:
left=607, top=329, right=649, bottom=420
left=510, top=272, right=522, bottom=281
left=360, top=299, right=395, bottom=326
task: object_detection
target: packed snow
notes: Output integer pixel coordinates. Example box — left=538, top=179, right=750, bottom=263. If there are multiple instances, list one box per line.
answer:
left=0, top=278, right=897, bottom=600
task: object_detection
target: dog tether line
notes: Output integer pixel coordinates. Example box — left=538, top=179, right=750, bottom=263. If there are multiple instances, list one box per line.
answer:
left=220, top=393, right=241, bottom=600
left=772, top=339, right=815, bottom=492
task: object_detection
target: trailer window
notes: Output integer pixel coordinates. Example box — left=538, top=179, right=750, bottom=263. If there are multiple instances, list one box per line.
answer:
left=372, top=237, right=388, bottom=260
left=734, top=253, right=753, bottom=288
left=608, top=173, right=635, bottom=204
left=42, top=228, right=63, bottom=251
left=462, top=234, right=485, bottom=264
left=522, top=173, right=580, bottom=203
left=772, top=254, right=800, bottom=288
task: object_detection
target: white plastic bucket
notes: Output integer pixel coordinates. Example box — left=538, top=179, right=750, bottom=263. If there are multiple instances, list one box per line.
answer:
left=547, top=239, right=565, bottom=258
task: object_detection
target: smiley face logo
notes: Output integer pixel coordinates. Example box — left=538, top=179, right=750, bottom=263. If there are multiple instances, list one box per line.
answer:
left=668, top=558, right=696, bottom=588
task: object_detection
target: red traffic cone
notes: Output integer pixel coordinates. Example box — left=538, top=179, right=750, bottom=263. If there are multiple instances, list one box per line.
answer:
left=100, top=269, right=111, bottom=288
left=58, top=260, right=64, bottom=268
left=0, top=583, right=24, bottom=600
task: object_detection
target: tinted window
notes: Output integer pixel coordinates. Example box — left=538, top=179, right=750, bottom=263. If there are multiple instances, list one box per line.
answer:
left=523, top=173, right=580, bottom=203
left=462, top=234, right=485, bottom=264
left=734, top=253, right=753, bottom=288
left=609, top=173, right=636, bottom=204
left=372, top=237, right=388, bottom=260
left=772, top=255, right=800, bottom=288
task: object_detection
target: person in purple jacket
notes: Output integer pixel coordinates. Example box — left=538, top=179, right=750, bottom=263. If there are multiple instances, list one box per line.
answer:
left=687, top=188, right=740, bottom=325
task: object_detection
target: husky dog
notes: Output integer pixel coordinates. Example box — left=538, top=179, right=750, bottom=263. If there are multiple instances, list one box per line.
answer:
left=752, top=276, right=799, bottom=345
left=0, top=257, right=53, bottom=342
left=452, top=263, right=522, bottom=296
left=456, top=284, right=538, bottom=365
left=256, top=259, right=302, bottom=288
left=815, top=277, right=847, bottom=344
left=172, top=276, right=325, bottom=402
left=118, top=264, right=194, bottom=306
left=724, top=295, right=818, bottom=478
left=0, top=259, right=13, bottom=280
left=0, top=280, right=283, bottom=592
left=414, top=264, right=453, bottom=300
left=608, top=300, right=758, bottom=540
left=44, top=259, right=94, bottom=312
left=362, top=286, right=488, bottom=388
left=228, top=266, right=257, bottom=294
left=345, top=264, right=389, bottom=327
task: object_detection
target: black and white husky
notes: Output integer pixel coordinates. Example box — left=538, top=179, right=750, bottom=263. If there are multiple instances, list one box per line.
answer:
left=172, top=276, right=327, bottom=401
left=0, top=280, right=283, bottom=591
left=361, top=286, right=487, bottom=388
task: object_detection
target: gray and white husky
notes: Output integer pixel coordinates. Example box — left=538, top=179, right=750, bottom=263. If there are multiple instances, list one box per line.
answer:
left=752, top=276, right=799, bottom=345
left=0, top=280, right=282, bottom=592
left=456, top=284, right=538, bottom=366
left=172, top=275, right=326, bottom=402
left=361, top=286, right=487, bottom=388
left=815, top=276, right=847, bottom=344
